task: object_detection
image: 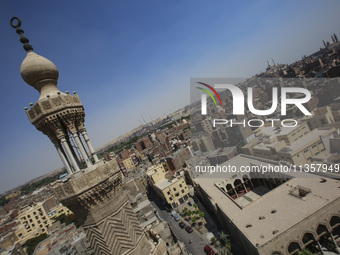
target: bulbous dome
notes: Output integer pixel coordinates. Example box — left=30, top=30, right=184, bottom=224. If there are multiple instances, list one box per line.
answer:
left=20, top=51, right=59, bottom=86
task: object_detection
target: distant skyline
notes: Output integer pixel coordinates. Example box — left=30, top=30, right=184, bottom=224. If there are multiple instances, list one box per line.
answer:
left=1, top=0, right=340, bottom=194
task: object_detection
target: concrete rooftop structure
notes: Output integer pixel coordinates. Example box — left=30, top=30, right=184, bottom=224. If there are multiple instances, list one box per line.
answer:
left=194, top=154, right=340, bottom=254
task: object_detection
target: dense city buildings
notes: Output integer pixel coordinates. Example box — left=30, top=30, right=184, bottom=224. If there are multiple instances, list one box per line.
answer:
left=33, top=222, right=92, bottom=255
left=188, top=34, right=340, bottom=255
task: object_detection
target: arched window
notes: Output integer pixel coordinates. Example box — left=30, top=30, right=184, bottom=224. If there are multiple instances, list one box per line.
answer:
left=330, top=215, right=340, bottom=228
left=317, top=224, right=328, bottom=236
left=226, top=184, right=236, bottom=199
left=234, top=179, right=242, bottom=187
left=234, top=179, right=246, bottom=195
left=242, top=174, right=249, bottom=182
left=302, top=232, right=315, bottom=246
left=242, top=174, right=252, bottom=190
left=288, top=242, right=301, bottom=254
left=330, top=215, right=340, bottom=241
left=302, top=232, right=320, bottom=254
left=226, top=184, right=233, bottom=192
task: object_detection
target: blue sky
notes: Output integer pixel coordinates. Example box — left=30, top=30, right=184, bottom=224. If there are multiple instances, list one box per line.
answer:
left=0, top=0, right=340, bottom=194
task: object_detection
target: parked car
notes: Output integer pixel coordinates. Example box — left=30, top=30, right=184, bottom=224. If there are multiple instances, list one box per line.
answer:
left=179, top=222, right=185, bottom=229
left=171, top=211, right=180, bottom=221
left=204, top=245, right=215, bottom=255
left=185, top=225, right=193, bottom=233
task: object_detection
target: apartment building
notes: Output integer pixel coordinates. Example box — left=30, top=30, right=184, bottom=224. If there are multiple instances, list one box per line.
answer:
left=15, top=198, right=72, bottom=244
left=242, top=121, right=335, bottom=165
left=146, top=164, right=190, bottom=208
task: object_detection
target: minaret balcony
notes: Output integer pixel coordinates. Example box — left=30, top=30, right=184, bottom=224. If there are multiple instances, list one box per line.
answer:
left=25, top=93, right=84, bottom=124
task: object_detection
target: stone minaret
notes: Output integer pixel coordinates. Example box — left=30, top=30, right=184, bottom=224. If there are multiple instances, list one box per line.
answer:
left=11, top=17, right=151, bottom=255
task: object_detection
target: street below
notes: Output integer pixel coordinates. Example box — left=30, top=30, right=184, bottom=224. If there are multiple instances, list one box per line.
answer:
left=148, top=190, right=210, bottom=255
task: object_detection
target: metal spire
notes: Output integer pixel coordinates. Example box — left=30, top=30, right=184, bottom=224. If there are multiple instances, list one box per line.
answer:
left=10, top=17, right=33, bottom=52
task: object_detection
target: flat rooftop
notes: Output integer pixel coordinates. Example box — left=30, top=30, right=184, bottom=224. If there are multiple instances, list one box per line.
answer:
left=282, top=128, right=333, bottom=153
left=146, top=170, right=156, bottom=176
left=253, top=140, right=282, bottom=151
left=193, top=154, right=340, bottom=247
left=257, top=124, right=298, bottom=140
left=156, top=177, right=180, bottom=190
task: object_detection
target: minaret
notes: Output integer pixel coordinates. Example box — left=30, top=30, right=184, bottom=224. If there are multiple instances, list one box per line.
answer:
left=11, top=17, right=151, bottom=255
left=10, top=17, right=98, bottom=174
left=323, top=40, right=327, bottom=48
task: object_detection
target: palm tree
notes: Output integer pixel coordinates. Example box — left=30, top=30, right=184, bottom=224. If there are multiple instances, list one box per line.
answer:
left=298, top=249, right=317, bottom=255
left=219, top=231, right=230, bottom=246
left=210, top=237, right=217, bottom=245
left=219, top=245, right=233, bottom=255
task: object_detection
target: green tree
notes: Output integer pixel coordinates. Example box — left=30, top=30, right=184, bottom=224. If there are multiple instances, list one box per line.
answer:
left=0, top=196, right=9, bottom=207
left=191, top=216, right=197, bottom=223
left=25, top=233, right=48, bottom=255
left=219, top=231, right=230, bottom=246
left=298, top=249, right=317, bottom=255
left=210, top=236, right=217, bottom=245
left=53, top=213, right=80, bottom=228
left=185, top=210, right=192, bottom=216
left=20, top=169, right=67, bottom=195
left=198, top=210, right=205, bottom=218
left=193, top=203, right=198, bottom=209
left=220, top=246, right=233, bottom=255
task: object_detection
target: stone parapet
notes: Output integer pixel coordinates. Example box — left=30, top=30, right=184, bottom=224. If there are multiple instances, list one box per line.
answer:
left=26, top=92, right=83, bottom=124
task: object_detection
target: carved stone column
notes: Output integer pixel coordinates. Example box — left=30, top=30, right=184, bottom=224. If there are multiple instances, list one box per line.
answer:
left=60, top=136, right=80, bottom=172
left=54, top=142, right=72, bottom=175
left=71, top=131, right=92, bottom=167
left=81, top=130, right=99, bottom=163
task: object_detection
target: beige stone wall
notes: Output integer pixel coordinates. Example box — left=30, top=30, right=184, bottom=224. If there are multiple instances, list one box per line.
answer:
left=52, top=160, right=151, bottom=255
left=195, top=180, right=340, bottom=255
left=279, top=137, right=326, bottom=165
left=258, top=197, right=340, bottom=255
left=83, top=201, right=151, bottom=255
left=277, top=122, right=309, bottom=145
